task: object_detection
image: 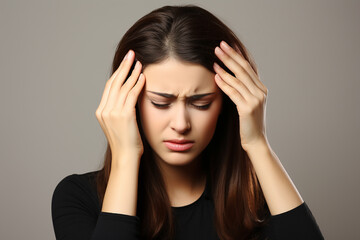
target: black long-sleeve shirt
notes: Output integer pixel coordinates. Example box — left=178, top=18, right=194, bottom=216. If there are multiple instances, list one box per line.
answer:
left=51, top=170, right=324, bottom=239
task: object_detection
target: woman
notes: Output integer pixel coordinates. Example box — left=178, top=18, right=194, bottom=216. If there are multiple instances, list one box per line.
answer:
left=51, top=4, right=324, bottom=240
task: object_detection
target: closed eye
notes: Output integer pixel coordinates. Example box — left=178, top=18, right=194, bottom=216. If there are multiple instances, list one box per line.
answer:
left=151, top=101, right=211, bottom=110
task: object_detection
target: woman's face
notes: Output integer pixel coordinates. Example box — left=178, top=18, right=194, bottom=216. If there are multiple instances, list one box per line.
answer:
left=137, top=57, right=223, bottom=166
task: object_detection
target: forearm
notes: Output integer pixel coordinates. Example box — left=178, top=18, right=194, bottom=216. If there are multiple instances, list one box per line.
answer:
left=101, top=154, right=141, bottom=216
left=245, top=138, right=304, bottom=216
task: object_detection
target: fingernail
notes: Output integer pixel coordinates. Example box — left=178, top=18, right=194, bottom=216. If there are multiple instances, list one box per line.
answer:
left=128, top=50, right=133, bottom=58
left=124, top=50, right=133, bottom=60
left=135, top=60, right=140, bottom=68
left=215, top=74, right=221, bottom=81
left=123, top=51, right=129, bottom=60
left=220, top=41, right=230, bottom=50
left=215, top=47, right=223, bottom=55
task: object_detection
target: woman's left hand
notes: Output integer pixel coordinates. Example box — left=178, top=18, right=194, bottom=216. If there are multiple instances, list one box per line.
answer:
left=213, top=41, right=269, bottom=152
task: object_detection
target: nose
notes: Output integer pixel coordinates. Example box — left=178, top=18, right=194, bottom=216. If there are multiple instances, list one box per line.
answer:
left=170, top=102, right=191, bottom=134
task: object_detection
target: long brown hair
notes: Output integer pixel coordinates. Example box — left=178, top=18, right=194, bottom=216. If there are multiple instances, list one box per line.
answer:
left=96, top=4, right=270, bottom=240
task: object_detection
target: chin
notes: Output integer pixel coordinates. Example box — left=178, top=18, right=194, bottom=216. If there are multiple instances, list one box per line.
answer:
left=155, top=151, right=201, bottom=167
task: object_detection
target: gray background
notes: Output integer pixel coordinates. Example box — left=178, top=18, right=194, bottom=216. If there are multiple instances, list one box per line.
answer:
left=1, top=0, right=359, bottom=239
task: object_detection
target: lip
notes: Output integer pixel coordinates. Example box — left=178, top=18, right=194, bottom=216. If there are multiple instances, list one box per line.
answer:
left=164, top=141, right=194, bottom=151
left=164, top=139, right=194, bottom=144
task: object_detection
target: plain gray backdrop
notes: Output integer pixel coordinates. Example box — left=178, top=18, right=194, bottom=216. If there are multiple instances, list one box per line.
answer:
left=1, top=0, right=359, bottom=239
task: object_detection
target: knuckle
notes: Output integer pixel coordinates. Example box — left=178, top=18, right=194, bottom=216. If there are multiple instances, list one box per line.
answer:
left=102, top=110, right=111, bottom=119
left=109, top=110, right=120, bottom=118
left=105, top=78, right=111, bottom=86
left=121, top=78, right=131, bottom=89
left=239, top=64, right=247, bottom=73
left=244, top=61, right=252, bottom=70
left=128, top=90, right=137, bottom=99
left=111, top=109, right=130, bottom=119
left=257, top=91, right=265, bottom=102
left=95, top=110, right=101, bottom=119
left=229, top=88, right=237, bottom=96
left=96, top=108, right=104, bottom=116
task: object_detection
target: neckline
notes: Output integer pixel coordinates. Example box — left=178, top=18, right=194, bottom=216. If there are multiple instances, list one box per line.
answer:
left=171, top=175, right=209, bottom=210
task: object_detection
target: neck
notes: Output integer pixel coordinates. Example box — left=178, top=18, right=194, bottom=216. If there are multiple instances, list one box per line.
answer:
left=154, top=153, right=207, bottom=206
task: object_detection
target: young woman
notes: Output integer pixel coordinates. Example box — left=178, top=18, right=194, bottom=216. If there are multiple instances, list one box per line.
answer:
left=51, top=4, right=324, bottom=240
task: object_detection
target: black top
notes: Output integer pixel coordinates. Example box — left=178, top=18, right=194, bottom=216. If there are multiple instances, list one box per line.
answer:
left=51, top=170, right=324, bottom=239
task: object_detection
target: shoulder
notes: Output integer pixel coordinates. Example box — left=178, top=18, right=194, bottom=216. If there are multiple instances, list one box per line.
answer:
left=53, top=170, right=99, bottom=194
left=52, top=170, right=101, bottom=213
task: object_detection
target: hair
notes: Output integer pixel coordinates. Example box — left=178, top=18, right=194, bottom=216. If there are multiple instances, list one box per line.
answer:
left=96, top=4, right=270, bottom=240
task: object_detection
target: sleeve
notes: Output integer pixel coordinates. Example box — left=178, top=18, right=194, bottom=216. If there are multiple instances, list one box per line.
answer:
left=51, top=174, right=141, bottom=240
left=264, top=201, right=324, bottom=240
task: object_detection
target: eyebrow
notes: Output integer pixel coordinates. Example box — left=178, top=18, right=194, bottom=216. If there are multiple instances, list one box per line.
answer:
left=147, top=91, right=216, bottom=100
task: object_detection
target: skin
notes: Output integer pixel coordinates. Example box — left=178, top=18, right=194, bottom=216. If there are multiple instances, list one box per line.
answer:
left=99, top=40, right=303, bottom=215
left=213, top=41, right=303, bottom=215
left=137, top=58, right=223, bottom=207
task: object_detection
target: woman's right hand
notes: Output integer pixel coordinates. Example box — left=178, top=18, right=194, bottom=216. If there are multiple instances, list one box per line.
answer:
left=95, top=50, right=145, bottom=164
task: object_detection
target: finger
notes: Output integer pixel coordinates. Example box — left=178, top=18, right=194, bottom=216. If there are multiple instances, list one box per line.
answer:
left=95, top=50, right=133, bottom=149
left=215, top=46, right=258, bottom=97
left=105, top=50, right=135, bottom=111
left=213, top=62, right=253, bottom=101
left=95, top=56, right=126, bottom=136
left=115, top=60, right=143, bottom=110
left=123, top=73, right=145, bottom=113
left=214, top=74, right=247, bottom=108
left=96, top=59, right=124, bottom=114
left=219, top=41, right=267, bottom=94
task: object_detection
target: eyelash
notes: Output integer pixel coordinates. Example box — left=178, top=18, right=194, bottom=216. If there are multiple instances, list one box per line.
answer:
left=151, top=101, right=211, bottom=110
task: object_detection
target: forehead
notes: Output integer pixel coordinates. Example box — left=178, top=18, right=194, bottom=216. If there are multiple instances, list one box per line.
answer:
left=142, top=58, right=217, bottom=96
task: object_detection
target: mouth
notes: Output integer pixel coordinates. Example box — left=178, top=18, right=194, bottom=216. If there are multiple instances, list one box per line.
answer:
left=164, top=139, right=194, bottom=144
left=163, top=141, right=194, bottom=151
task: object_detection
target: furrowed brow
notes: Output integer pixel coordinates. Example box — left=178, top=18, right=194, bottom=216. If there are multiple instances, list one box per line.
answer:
left=147, top=91, right=216, bottom=100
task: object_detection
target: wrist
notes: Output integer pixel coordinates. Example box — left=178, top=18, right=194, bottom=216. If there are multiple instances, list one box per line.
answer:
left=111, top=153, right=141, bottom=170
left=242, top=136, right=270, bottom=154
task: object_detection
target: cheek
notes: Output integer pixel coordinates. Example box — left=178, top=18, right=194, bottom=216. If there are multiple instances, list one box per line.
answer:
left=201, top=112, right=219, bottom=134
left=195, top=102, right=222, bottom=141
